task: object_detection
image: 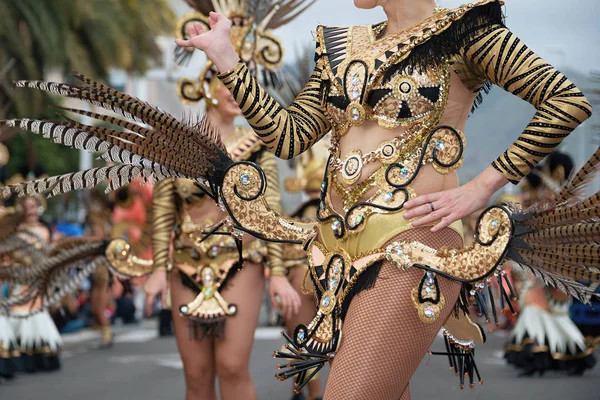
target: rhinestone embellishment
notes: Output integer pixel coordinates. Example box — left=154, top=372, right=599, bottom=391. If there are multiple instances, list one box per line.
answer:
left=424, top=306, right=435, bottom=318
left=239, top=173, right=251, bottom=185
left=488, top=218, right=500, bottom=235
left=331, top=220, right=342, bottom=235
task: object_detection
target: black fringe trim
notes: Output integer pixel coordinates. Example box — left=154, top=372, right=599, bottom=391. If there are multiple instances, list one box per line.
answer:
left=0, top=354, right=21, bottom=379
left=392, top=2, right=504, bottom=73
left=177, top=264, right=240, bottom=341
left=16, top=353, right=60, bottom=373
left=505, top=336, right=597, bottom=375
left=384, top=1, right=503, bottom=112
left=189, top=318, right=226, bottom=341
left=339, top=260, right=383, bottom=320
left=431, top=338, right=482, bottom=389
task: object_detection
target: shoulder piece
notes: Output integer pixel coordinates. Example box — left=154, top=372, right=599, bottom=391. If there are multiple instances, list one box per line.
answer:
left=226, top=127, right=264, bottom=161
left=315, top=25, right=351, bottom=78
left=316, top=0, right=503, bottom=88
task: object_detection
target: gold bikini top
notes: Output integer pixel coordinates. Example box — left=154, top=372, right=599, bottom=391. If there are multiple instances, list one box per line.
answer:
left=319, top=23, right=449, bottom=136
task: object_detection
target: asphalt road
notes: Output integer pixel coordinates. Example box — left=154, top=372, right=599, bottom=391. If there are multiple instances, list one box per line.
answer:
left=2, top=321, right=599, bottom=400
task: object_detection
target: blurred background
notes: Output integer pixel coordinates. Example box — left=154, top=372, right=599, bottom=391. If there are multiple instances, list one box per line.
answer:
left=0, top=0, right=598, bottom=399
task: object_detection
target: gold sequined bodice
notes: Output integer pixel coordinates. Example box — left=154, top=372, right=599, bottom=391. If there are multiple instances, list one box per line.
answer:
left=322, top=23, right=450, bottom=135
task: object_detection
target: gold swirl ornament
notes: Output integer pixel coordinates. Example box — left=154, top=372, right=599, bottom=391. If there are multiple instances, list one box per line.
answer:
left=105, top=239, right=153, bottom=277
left=220, top=162, right=317, bottom=244
left=179, top=263, right=238, bottom=320
left=385, top=206, right=513, bottom=282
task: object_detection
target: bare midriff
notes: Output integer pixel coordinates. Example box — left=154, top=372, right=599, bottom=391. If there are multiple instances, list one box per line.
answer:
left=330, top=70, right=477, bottom=213
left=180, top=195, right=255, bottom=247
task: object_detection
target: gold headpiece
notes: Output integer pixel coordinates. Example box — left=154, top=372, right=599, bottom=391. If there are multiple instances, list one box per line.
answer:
left=175, top=0, right=316, bottom=104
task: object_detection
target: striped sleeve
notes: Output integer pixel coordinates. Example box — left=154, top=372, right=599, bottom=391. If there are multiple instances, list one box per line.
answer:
left=463, top=25, right=592, bottom=184
left=256, top=149, right=286, bottom=276
left=151, top=179, right=176, bottom=271
left=217, top=60, right=331, bottom=160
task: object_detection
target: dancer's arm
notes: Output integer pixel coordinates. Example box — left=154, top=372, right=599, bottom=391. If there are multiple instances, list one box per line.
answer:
left=405, top=25, right=591, bottom=230
left=257, top=149, right=301, bottom=319
left=144, top=179, right=176, bottom=310
left=175, top=13, right=331, bottom=159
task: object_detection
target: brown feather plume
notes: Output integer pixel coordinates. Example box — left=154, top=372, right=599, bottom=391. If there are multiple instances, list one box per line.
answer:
left=0, top=72, right=232, bottom=200
left=507, top=149, right=600, bottom=302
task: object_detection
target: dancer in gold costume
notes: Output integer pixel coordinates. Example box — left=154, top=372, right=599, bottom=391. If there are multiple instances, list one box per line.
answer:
left=1, top=1, right=598, bottom=399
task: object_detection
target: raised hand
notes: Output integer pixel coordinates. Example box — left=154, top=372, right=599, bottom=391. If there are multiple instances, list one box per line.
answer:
left=174, top=11, right=239, bottom=72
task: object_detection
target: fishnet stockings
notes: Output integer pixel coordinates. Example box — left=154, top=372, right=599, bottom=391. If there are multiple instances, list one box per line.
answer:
left=323, top=227, right=463, bottom=400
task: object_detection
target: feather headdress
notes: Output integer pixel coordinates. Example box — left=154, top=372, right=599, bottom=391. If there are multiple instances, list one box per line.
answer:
left=175, top=0, right=317, bottom=102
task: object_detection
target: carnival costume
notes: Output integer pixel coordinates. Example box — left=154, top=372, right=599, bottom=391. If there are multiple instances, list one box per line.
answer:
left=505, top=153, right=597, bottom=375
left=108, top=0, right=317, bottom=338
left=0, top=146, right=21, bottom=379
left=140, top=127, right=283, bottom=338
left=0, top=0, right=598, bottom=394
left=0, top=178, right=122, bottom=369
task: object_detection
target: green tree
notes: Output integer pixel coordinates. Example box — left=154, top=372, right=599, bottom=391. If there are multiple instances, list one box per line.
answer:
left=0, top=0, right=175, bottom=176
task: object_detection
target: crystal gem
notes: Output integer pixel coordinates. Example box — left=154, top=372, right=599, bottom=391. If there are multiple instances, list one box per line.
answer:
left=400, top=167, right=410, bottom=179
left=425, top=287, right=432, bottom=294
left=424, top=306, right=435, bottom=318
left=395, top=246, right=403, bottom=255
left=209, top=246, right=218, bottom=257
left=426, top=278, right=434, bottom=287
left=426, top=271, right=434, bottom=278
left=331, top=277, right=338, bottom=288
left=320, top=200, right=325, bottom=210
left=322, top=296, right=331, bottom=307
left=351, top=88, right=360, bottom=100
left=490, top=219, right=499, bottom=229
left=383, top=192, right=394, bottom=202
left=352, top=76, right=361, bottom=86
left=435, top=140, right=445, bottom=151
left=321, top=182, right=326, bottom=190
left=331, top=220, right=342, bottom=234
left=298, top=330, right=305, bottom=341
left=228, top=305, right=237, bottom=313
left=239, top=173, right=251, bottom=185
left=203, top=287, right=214, bottom=298
left=180, top=305, right=188, bottom=313
left=350, top=108, right=361, bottom=121
left=354, top=215, right=364, bottom=224
left=470, top=290, right=476, bottom=296
left=333, top=264, right=341, bottom=273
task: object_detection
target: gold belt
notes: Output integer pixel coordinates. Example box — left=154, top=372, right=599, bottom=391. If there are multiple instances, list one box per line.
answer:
left=318, top=208, right=464, bottom=258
